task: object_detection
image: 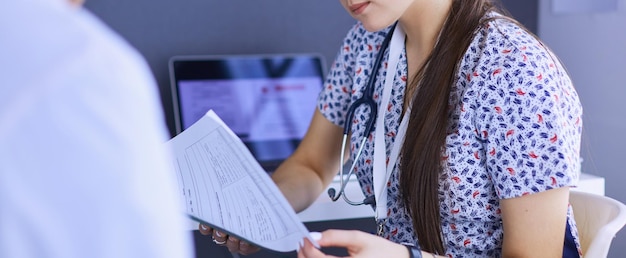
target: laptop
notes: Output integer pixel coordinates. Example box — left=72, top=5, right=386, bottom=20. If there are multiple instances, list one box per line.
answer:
left=169, top=54, right=326, bottom=173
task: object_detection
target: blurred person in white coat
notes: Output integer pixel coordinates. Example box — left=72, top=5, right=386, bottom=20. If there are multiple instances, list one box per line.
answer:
left=0, top=0, right=194, bottom=257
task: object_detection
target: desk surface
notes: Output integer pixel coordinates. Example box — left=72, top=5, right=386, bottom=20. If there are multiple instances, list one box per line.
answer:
left=572, top=172, right=605, bottom=196
left=297, top=177, right=372, bottom=222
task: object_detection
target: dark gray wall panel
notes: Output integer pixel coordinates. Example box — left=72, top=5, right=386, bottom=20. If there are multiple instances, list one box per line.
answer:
left=85, top=1, right=354, bottom=136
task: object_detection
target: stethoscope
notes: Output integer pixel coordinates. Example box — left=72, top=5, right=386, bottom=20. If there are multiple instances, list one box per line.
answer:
left=327, top=22, right=400, bottom=208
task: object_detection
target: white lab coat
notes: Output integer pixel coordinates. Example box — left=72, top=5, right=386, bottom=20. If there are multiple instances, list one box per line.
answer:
left=0, top=0, right=194, bottom=257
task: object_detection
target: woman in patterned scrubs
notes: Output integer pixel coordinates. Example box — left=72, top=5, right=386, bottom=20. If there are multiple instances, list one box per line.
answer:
left=207, top=0, right=583, bottom=257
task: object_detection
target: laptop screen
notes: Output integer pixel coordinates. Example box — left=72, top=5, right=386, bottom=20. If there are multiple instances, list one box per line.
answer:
left=169, top=54, right=325, bottom=172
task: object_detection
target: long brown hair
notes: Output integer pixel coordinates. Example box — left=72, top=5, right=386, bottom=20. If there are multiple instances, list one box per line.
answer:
left=399, top=0, right=513, bottom=254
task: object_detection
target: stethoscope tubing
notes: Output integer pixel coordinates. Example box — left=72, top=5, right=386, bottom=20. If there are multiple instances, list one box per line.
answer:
left=329, top=135, right=369, bottom=205
left=328, top=23, right=398, bottom=205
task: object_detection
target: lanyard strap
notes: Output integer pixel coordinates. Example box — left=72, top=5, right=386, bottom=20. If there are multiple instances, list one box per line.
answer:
left=372, top=25, right=408, bottom=220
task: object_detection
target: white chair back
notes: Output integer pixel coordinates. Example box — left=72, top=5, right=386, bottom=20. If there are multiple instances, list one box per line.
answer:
left=570, top=190, right=626, bottom=257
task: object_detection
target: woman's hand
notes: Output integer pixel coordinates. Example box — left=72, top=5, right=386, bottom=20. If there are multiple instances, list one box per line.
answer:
left=298, top=229, right=409, bottom=258
left=198, top=223, right=260, bottom=255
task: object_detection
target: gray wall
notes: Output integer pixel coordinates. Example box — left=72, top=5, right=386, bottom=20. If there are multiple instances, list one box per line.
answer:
left=85, top=0, right=355, bottom=137
left=85, top=0, right=536, bottom=137
left=538, top=0, right=626, bottom=257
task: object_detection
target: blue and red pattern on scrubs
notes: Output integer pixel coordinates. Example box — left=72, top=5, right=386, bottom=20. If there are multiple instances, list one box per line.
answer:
left=318, top=13, right=583, bottom=258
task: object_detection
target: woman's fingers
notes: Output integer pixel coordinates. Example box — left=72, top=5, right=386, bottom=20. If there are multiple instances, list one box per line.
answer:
left=239, top=241, right=260, bottom=255
left=316, top=229, right=362, bottom=248
left=299, top=238, right=340, bottom=258
left=198, top=224, right=261, bottom=255
left=309, top=230, right=409, bottom=258
left=212, top=230, right=227, bottom=245
left=225, top=236, right=240, bottom=252
left=198, top=224, right=212, bottom=235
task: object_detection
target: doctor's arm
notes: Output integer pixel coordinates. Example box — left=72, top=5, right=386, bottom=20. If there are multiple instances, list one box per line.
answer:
left=500, top=187, right=570, bottom=257
left=272, top=109, right=348, bottom=212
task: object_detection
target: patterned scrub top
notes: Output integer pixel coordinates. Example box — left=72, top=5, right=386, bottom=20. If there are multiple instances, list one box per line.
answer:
left=318, top=15, right=583, bottom=257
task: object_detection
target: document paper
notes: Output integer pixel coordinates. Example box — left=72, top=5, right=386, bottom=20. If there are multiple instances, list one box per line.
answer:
left=167, top=110, right=315, bottom=253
